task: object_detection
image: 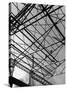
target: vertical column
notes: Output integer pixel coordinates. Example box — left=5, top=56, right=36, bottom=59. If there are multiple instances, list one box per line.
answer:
left=9, top=3, right=14, bottom=87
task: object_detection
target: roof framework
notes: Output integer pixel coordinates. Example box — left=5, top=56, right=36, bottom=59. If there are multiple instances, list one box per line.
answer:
left=9, top=2, right=65, bottom=87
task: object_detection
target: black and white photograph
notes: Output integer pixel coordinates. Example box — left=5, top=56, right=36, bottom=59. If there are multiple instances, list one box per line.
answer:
left=9, top=2, right=65, bottom=88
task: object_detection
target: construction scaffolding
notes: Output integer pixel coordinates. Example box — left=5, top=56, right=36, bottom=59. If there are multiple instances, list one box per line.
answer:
left=9, top=2, right=65, bottom=87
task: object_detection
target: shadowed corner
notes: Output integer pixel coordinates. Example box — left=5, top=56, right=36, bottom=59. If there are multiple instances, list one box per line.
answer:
left=8, top=76, right=30, bottom=88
